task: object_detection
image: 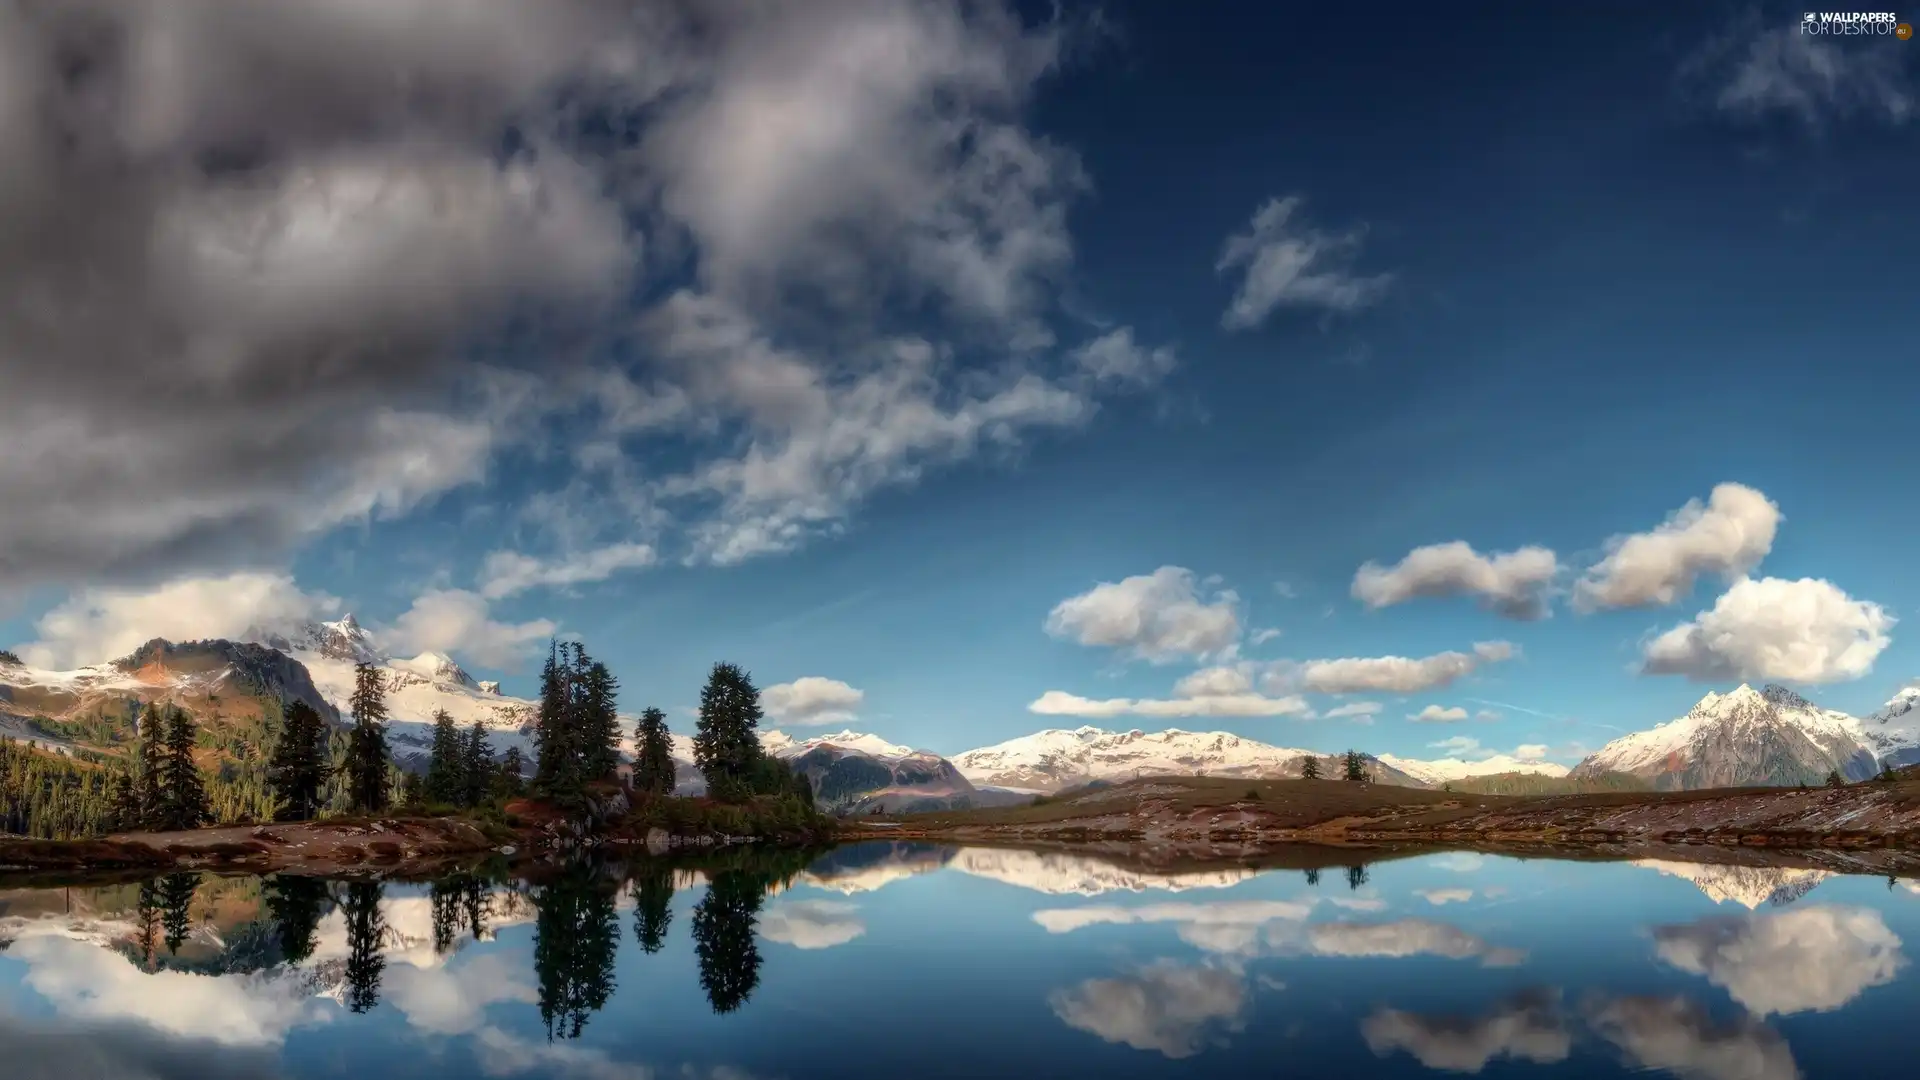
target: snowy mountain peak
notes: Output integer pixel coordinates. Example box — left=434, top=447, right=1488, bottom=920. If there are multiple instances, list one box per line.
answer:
left=952, top=725, right=1359, bottom=793
left=763, top=729, right=917, bottom=760
left=285, top=614, right=385, bottom=665
left=1864, top=682, right=1920, bottom=768
left=391, top=650, right=479, bottom=690
left=1759, top=684, right=1814, bottom=709
left=1377, top=753, right=1570, bottom=786
left=1576, top=683, right=1880, bottom=789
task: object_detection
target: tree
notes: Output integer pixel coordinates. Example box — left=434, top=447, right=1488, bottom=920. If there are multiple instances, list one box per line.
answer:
left=1297, top=754, right=1321, bottom=780
left=399, top=770, right=424, bottom=811
left=632, top=867, right=675, bottom=954
left=268, top=701, right=329, bottom=822
left=533, top=862, right=620, bottom=1040
left=344, top=662, right=393, bottom=814
left=135, top=702, right=168, bottom=827
left=1826, top=769, right=1845, bottom=788
left=1342, top=749, right=1370, bottom=783
left=463, top=721, right=494, bottom=808
left=157, top=871, right=200, bottom=954
left=1346, top=864, right=1370, bottom=890
left=694, top=663, right=766, bottom=803
left=108, top=768, right=140, bottom=831
left=633, top=707, right=676, bottom=796
left=424, top=709, right=463, bottom=805
left=158, top=706, right=211, bottom=831
left=499, top=746, right=526, bottom=800
left=692, top=868, right=765, bottom=1013
left=1303, top=868, right=1321, bottom=887
left=534, top=642, right=583, bottom=804
left=342, top=880, right=387, bottom=1013
left=264, top=875, right=331, bottom=965
left=580, top=657, right=622, bottom=783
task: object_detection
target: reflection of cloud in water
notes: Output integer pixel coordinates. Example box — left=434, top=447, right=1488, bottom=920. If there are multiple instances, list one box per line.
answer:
left=1328, top=896, right=1388, bottom=912
left=1430, top=854, right=1486, bottom=873
left=1032, top=900, right=1314, bottom=956
left=1362, top=988, right=1570, bottom=1073
left=951, top=848, right=1260, bottom=896
left=758, top=900, right=867, bottom=950
left=1049, top=961, right=1249, bottom=1059
left=1651, top=905, right=1904, bottom=1016
left=383, top=952, right=536, bottom=1035
left=0, top=1012, right=286, bottom=1080
left=1587, top=996, right=1800, bottom=1080
left=1417, top=889, right=1474, bottom=906
left=1306, top=919, right=1526, bottom=967
left=472, top=1026, right=766, bottom=1080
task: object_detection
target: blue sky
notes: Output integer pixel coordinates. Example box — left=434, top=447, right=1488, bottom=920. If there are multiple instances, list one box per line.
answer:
left=1, top=2, right=1915, bottom=765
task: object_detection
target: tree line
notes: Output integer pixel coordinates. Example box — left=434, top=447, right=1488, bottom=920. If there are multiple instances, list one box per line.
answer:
left=1294, top=750, right=1372, bottom=782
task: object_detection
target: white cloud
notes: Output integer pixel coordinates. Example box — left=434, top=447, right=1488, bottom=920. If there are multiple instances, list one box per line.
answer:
left=383, top=588, right=556, bottom=670
left=1296, top=641, right=1516, bottom=694
left=762, top=677, right=866, bottom=727
left=478, top=543, right=657, bottom=600
left=1416, top=889, right=1475, bottom=906
left=17, top=571, right=339, bottom=669
left=1216, top=196, right=1391, bottom=330
left=1044, top=566, right=1242, bottom=664
left=1029, top=688, right=1310, bottom=720
left=1048, top=962, right=1250, bottom=1059
left=1651, top=904, right=1905, bottom=1016
left=1694, top=21, right=1913, bottom=129
left=1640, top=576, right=1895, bottom=684
left=1305, top=919, right=1526, bottom=967
left=1410, top=705, right=1470, bottom=724
left=1429, top=736, right=1489, bottom=759
left=1513, top=744, right=1549, bottom=761
left=1249, top=628, right=1283, bottom=646
left=1070, top=327, right=1178, bottom=387
left=1575, top=483, right=1781, bottom=610
left=1321, top=701, right=1384, bottom=720
left=1033, top=900, right=1316, bottom=956
left=1362, top=990, right=1570, bottom=1073
left=1353, top=542, right=1560, bottom=621
left=1475, top=709, right=1504, bottom=722
left=1587, top=996, right=1800, bottom=1080
left=759, top=900, right=866, bottom=950
left=383, top=953, right=536, bottom=1036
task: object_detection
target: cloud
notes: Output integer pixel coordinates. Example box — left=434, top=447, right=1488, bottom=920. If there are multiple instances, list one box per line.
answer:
left=1362, top=989, right=1570, bottom=1073
left=383, top=953, right=537, bottom=1037
left=762, top=677, right=866, bottom=727
left=1475, top=709, right=1504, bottom=721
left=1216, top=195, right=1391, bottom=330
left=1688, top=19, right=1913, bottom=129
left=1353, top=542, right=1560, bottom=621
left=1305, top=919, right=1526, bottom=967
left=1575, top=484, right=1781, bottom=610
left=1029, top=689, right=1310, bottom=719
left=1045, top=567, right=1242, bottom=664
left=1032, top=899, right=1316, bottom=956
left=0, top=1012, right=287, bottom=1080
left=1428, top=736, right=1490, bottom=758
left=1587, top=996, right=1800, bottom=1080
left=1070, top=327, right=1179, bottom=387
left=1432, top=854, right=1487, bottom=873
left=16, top=571, right=338, bottom=668
left=383, top=589, right=557, bottom=670
left=478, top=543, right=657, bottom=600
left=759, top=900, right=867, bottom=950
left=1650, top=904, right=1905, bottom=1016
left=1321, top=701, right=1384, bottom=720
left=1295, top=641, right=1516, bottom=694
left=1417, top=889, right=1475, bottom=906
left=1410, top=705, right=1470, bottom=724
left=1048, top=962, right=1250, bottom=1059
left=1513, top=744, right=1549, bottom=761
left=1249, top=628, right=1283, bottom=646
left=1640, top=576, right=1895, bottom=684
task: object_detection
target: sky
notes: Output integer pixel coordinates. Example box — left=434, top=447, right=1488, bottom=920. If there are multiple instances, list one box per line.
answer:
left=0, top=1, right=1916, bottom=766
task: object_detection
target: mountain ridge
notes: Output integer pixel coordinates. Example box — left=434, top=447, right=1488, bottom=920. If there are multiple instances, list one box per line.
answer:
left=1573, top=683, right=1881, bottom=789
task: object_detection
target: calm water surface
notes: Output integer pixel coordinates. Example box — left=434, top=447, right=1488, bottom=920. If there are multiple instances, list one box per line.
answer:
left=2, top=844, right=1916, bottom=1079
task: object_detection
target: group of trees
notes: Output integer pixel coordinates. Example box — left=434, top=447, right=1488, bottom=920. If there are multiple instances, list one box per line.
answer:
left=122, top=702, right=213, bottom=831
left=533, top=642, right=624, bottom=807
left=692, top=662, right=813, bottom=806
left=1293, top=751, right=1372, bottom=783
left=417, top=709, right=522, bottom=810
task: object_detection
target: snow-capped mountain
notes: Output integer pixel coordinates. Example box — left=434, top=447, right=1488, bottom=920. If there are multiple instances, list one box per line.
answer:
left=763, top=729, right=916, bottom=760
left=1572, top=684, right=1880, bottom=790
left=950, top=726, right=1426, bottom=792
left=1862, top=683, right=1920, bottom=769
left=1632, top=860, right=1831, bottom=909
left=1377, top=753, right=1571, bottom=787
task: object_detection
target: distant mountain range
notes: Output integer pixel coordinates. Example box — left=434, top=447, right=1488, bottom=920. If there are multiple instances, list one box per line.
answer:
left=948, top=726, right=1429, bottom=792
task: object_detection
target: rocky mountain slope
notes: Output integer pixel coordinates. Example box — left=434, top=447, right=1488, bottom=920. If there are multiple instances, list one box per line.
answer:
left=1862, top=684, right=1920, bottom=769
left=950, top=726, right=1427, bottom=792
left=1376, top=753, right=1570, bottom=787
left=1571, top=684, right=1880, bottom=790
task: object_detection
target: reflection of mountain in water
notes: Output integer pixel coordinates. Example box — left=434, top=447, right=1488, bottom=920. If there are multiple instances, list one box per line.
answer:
left=1633, top=861, right=1833, bottom=909
left=795, top=841, right=957, bottom=894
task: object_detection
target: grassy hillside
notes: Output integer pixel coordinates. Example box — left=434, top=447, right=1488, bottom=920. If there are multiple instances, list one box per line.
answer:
left=1448, top=771, right=1650, bottom=796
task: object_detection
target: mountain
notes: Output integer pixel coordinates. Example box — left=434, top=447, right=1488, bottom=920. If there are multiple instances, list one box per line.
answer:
left=1377, top=754, right=1570, bottom=787
left=1632, top=860, right=1831, bottom=909
left=1861, top=684, right=1920, bottom=768
left=950, top=726, right=1428, bottom=792
left=1572, top=684, right=1880, bottom=790
left=763, top=732, right=1025, bottom=814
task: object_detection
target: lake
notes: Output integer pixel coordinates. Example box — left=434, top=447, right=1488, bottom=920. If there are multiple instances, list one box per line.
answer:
left=1, top=843, right=1915, bottom=1079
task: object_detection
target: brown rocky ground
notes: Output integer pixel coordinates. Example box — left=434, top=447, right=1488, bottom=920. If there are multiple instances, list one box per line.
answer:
left=0, top=817, right=507, bottom=879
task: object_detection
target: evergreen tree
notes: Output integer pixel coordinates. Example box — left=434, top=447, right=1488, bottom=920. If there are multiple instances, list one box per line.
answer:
left=158, top=706, right=211, bottom=831
left=632, top=866, right=675, bottom=954
left=399, top=770, right=424, bottom=811
left=342, top=880, right=387, bottom=1013
left=344, top=663, right=393, bottom=814
left=462, top=722, right=493, bottom=808
left=1346, top=864, right=1370, bottom=890
left=692, top=868, right=765, bottom=1014
left=267, top=700, right=329, bottom=822
left=108, top=768, right=140, bottom=831
left=534, top=642, right=583, bottom=804
left=264, top=875, right=331, bottom=965
left=1826, top=769, right=1845, bottom=788
left=135, top=702, right=168, bottom=827
left=580, top=657, right=622, bottom=783
left=134, top=878, right=162, bottom=967
left=694, top=663, right=766, bottom=803
left=461, top=875, right=491, bottom=943
left=532, top=862, right=620, bottom=1040
left=1303, top=868, right=1321, bottom=887
left=429, top=878, right=462, bottom=956
left=499, top=746, right=526, bottom=799
left=1342, top=749, right=1369, bottom=783
left=424, top=709, right=463, bottom=805
left=632, top=707, right=676, bottom=796
left=157, top=871, right=200, bottom=954
left=1298, top=754, right=1321, bottom=780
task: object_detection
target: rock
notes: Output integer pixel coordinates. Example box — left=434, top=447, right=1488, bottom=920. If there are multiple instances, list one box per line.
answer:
left=497, top=845, right=517, bottom=856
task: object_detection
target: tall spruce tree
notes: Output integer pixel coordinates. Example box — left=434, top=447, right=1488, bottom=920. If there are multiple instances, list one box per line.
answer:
left=580, top=657, right=622, bottom=783
left=344, top=662, right=393, bottom=814
left=268, top=701, right=329, bottom=822
left=424, top=709, right=463, bottom=805
left=462, top=721, right=493, bottom=808
left=499, top=746, right=526, bottom=799
left=533, top=642, right=582, bottom=803
left=135, top=702, right=168, bottom=828
left=342, top=880, right=387, bottom=1014
left=158, top=706, right=211, bottom=831
left=693, top=663, right=765, bottom=803
left=1342, top=749, right=1369, bottom=783
left=108, top=768, right=140, bottom=831
left=632, top=707, right=675, bottom=796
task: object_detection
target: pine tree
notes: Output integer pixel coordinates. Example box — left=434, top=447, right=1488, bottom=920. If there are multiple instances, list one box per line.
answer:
left=108, top=768, right=140, bottom=831
left=581, top=658, right=622, bottom=783
left=632, top=707, right=676, bottom=796
left=694, top=663, right=765, bottom=803
left=158, top=705, right=211, bottom=831
left=534, top=642, right=583, bottom=804
left=399, top=771, right=424, bottom=810
left=135, top=702, right=168, bottom=828
left=342, top=880, right=387, bottom=1014
left=344, top=662, right=392, bottom=814
left=268, top=701, right=329, bottom=822
left=424, top=709, right=463, bottom=805
left=499, top=746, right=526, bottom=800
left=462, top=722, right=493, bottom=808
left=1826, top=768, right=1845, bottom=788
left=1298, top=754, right=1321, bottom=780
left=1343, top=749, right=1369, bottom=783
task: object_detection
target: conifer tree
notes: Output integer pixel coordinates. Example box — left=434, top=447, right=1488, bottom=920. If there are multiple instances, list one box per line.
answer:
left=268, top=701, right=329, bottom=822
left=344, top=662, right=393, bottom=814
left=1342, top=749, right=1369, bottom=783
left=499, top=746, right=526, bottom=799
left=342, top=880, right=387, bottom=1014
left=463, top=721, right=493, bottom=808
left=534, top=642, right=582, bottom=803
left=424, top=709, right=463, bottom=805
left=135, top=702, right=168, bottom=827
left=632, top=707, right=676, bottom=796
left=158, top=705, right=211, bottom=831
left=108, top=768, right=140, bottom=831
left=581, top=657, right=622, bottom=782
left=399, top=770, right=424, bottom=811
left=694, top=663, right=765, bottom=803
left=1298, top=754, right=1321, bottom=780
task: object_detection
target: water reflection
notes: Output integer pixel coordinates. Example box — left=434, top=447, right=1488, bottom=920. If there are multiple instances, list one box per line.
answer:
left=1, top=846, right=1918, bottom=1078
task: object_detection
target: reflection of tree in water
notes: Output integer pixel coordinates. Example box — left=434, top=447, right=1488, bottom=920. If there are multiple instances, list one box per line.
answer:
left=632, top=867, right=675, bottom=954
left=1303, top=868, right=1320, bottom=887
left=430, top=877, right=461, bottom=956
left=1347, top=864, right=1370, bottom=891
left=157, top=872, right=200, bottom=955
left=532, top=863, right=620, bottom=1040
left=692, top=870, right=766, bottom=1015
left=264, top=875, right=332, bottom=965
left=133, top=878, right=162, bottom=967
left=342, top=880, right=387, bottom=1014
